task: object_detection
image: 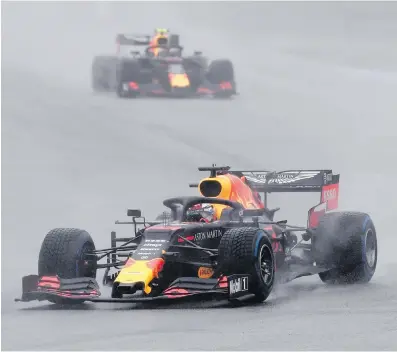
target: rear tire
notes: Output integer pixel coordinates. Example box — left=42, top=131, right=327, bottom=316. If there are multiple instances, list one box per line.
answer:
left=207, top=59, right=234, bottom=82
left=313, top=212, right=377, bottom=284
left=207, top=59, right=236, bottom=97
left=218, top=227, right=275, bottom=303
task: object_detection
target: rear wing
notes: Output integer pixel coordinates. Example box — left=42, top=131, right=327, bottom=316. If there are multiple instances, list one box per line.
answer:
left=230, top=170, right=339, bottom=193
left=190, top=166, right=339, bottom=192
left=191, top=165, right=340, bottom=228
left=115, top=34, right=152, bottom=57
left=116, top=34, right=151, bottom=46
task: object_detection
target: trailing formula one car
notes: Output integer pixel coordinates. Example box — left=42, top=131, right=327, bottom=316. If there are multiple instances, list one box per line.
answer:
left=91, top=30, right=237, bottom=99
left=15, top=166, right=377, bottom=307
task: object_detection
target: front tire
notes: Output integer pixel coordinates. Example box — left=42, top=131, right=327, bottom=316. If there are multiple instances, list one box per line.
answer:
left=38, top=228, right=97, bottom=279
left=218, top=227, right=275, bottom=303
left=116, top=60, right=142, bottom=98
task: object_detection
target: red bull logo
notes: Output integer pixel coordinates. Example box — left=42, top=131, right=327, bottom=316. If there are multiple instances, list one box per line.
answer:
left=168, top=73, right=190, bottom=88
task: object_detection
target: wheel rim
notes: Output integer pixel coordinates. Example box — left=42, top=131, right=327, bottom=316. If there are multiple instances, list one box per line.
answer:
left=259, top=244, right=273, bottom=285
left=80, top=242, right=96, bottom=277
left=364, top=229, right=376, bottom=268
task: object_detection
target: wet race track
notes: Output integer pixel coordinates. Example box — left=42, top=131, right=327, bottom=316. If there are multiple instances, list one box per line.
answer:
left=2, top=2, right=397, bottom=350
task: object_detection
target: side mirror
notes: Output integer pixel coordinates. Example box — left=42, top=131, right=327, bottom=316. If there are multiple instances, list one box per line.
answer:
left=127, top=209, right=142, bottom=217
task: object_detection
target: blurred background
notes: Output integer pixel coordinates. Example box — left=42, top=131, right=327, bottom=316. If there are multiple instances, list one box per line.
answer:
left=2, top=1, right=397, bottom=350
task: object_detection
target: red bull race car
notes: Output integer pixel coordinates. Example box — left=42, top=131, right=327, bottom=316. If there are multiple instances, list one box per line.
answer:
left=92, top=29, right=237, bottom=99
left=15, top=166, right=377, bottom=307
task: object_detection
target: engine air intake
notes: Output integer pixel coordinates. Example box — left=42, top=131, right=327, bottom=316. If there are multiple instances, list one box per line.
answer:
left=199, top=180, right=222, bottom=197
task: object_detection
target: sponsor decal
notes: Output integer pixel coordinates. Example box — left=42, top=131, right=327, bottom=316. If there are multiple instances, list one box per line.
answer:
left=322, top=172, right=333, bottom=184
left=326, top=173, right=333, bottom=183
left=229, top=276, right=249, bottom=295
left=133, top=237, right=170, bottom=261
left=322, top=188, right=337, bottom=202
left=242, top=172, right=269, bottom=179
left=321, top=183, right=339, bottom=211
left=194, top=229, right=223, bottom=241
left=267, top=171, right=321, bottom=184
left=244, top=171, right=321, bottom=185
left=198, top=267, right=214, bottom=279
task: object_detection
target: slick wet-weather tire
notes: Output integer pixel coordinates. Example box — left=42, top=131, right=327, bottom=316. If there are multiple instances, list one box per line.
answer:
left=218, top=227, right=275, bottom=303
left=38, top=228, right=97, bottom=280
left=313, top=212, right=377, bottom=284
left=207, top=59, right=235, bottom=83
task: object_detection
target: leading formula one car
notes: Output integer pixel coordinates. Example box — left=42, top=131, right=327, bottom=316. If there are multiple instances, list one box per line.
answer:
left=91, top=29, right=237, bottom=99
left=15, top=166, right=377, bottom=307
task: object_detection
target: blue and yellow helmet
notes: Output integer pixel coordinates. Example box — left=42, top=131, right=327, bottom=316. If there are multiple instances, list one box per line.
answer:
left=154, top=28, right=169, bottom=35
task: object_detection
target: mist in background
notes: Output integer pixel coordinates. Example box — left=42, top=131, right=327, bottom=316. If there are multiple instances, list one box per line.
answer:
left=2, top=2, right=397, bottom=349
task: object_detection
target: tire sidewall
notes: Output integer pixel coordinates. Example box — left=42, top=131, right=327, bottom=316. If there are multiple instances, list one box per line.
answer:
left=250, top=231, right=275, bottom=298
left=358, top=217, right=377, bottom=280
left=75, top=237, right=97, bottom=278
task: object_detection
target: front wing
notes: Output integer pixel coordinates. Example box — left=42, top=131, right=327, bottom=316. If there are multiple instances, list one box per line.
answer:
left=15, top=274, right=251, bottom=305
left=121, top=80, right=237, bottom=98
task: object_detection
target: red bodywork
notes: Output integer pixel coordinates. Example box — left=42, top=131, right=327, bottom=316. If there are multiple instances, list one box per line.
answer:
left=197, top=170, right=340, bottom=258
left=36, top=276, right=99, bottom=299
left=308, top=182, right=339, bottom=228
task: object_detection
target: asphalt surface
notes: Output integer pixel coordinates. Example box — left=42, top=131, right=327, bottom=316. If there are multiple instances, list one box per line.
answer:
left=2, top=2, right=397, bottom=350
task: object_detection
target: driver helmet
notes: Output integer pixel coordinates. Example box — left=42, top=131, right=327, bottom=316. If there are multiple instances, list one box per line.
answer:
left=149, top=28, right=169, bottom=57
left=154, top=28, right=169, bottom=36
left=152, top=28, right=169, bottom=45
left=186, top=203, right=216, bottom=223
